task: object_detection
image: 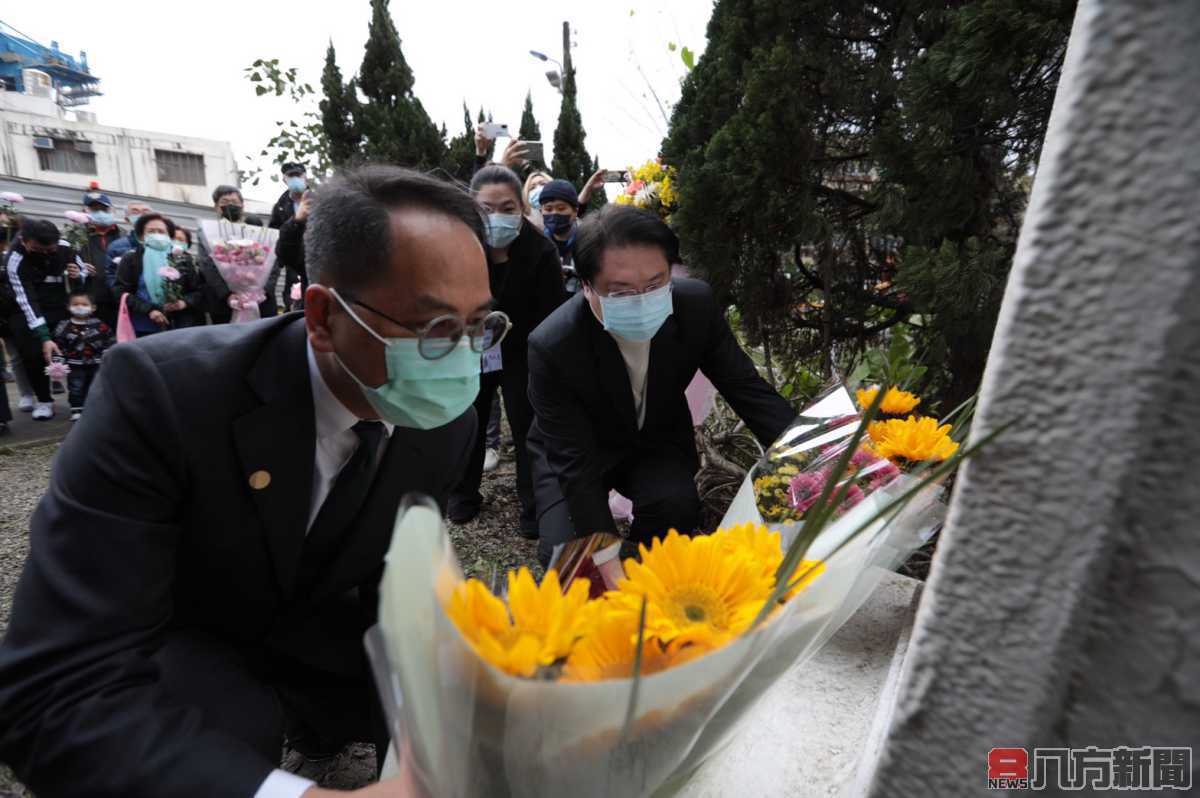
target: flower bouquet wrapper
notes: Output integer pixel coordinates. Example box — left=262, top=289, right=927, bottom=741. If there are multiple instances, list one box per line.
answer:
left=369, top=477, right=934, bottom=797
left=198, top=220, right=278, bottom=323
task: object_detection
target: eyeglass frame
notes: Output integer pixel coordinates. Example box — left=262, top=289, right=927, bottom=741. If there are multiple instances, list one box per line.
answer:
left=589, top=275, right=673, bottom=300
left=336, top=291, right=512, bottom=360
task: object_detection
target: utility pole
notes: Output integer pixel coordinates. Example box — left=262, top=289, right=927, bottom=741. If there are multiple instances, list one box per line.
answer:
left=562, top=21, right=572, bottom=77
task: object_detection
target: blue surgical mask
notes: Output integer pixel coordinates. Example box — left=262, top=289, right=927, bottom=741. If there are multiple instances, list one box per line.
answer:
left=128, top=214, right=142, bottom=228
left=528, top=186, right=544, bottom=208
left=596, top=283, right=674, bottom=342
left=89, top=210, right=115, bottom=227
left=485, top=213, right=522, bottom=249
left=543, top=213, right=574, bottom=237
left=144, top=233, right=173, bottom=251
left=286, top=176, right=307, bottom=193
left=330, top=289, right=480, bottom=430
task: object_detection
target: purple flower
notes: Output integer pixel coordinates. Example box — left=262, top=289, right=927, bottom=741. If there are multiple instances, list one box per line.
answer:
left=158, top=266, right=181, bottom=281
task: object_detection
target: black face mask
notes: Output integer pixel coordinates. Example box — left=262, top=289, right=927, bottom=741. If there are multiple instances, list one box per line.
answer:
left=220, top=205, right=244, bottom=222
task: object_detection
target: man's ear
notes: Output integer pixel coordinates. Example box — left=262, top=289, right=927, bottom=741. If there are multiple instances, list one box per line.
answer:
left=305, top=285, right=336, bottom=353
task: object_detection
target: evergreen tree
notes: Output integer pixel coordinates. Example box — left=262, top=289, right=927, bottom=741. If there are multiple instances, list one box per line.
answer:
left=319, top=42, right=360, bottom=168
left=443, top=102, right=477, bottom=183
left=663, top=0, right=1073, bottom=407
left=519, top=91, right=544, bottom=169
left=551, top=66, right=596, bottom=197
left=354, top=0, right=446, bottom=169
left=589, top=154, right=607, bottom=209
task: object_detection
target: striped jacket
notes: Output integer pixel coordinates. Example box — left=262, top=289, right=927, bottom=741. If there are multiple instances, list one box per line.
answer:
left=2, top=238, right=89, bottom=337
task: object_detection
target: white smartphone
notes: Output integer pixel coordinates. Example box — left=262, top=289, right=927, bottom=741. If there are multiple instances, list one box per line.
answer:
left=481, top=122, right=510, bottom=139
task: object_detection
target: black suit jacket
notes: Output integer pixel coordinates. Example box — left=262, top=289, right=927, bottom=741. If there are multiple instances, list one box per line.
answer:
left=0, top=314, right=475, bottom=797
left=526, top=277, right=794, bottom=536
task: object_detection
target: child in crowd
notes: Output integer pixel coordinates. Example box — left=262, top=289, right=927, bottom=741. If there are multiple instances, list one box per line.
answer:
left=52, top=290, right=115, bottom=422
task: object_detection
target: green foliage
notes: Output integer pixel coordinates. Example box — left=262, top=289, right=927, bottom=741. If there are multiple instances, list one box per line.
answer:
left=663, top=0, right=1074, bottom=411
left=551, top=66, right=596, bottom=198
left=443, top=103, right=479, bottom=184
left=353, top=0, right=446, bottom=169
left=519, top=91, right=545, bottom=169
left=320, top=43, right=360, bottom=168
left=849, top=333, right=929, bottom=394
left=243, top=58, right=331, bottom=185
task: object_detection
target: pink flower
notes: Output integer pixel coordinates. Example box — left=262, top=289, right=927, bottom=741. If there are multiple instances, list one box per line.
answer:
left=0, top=191, right=24, bottom=204
left=64, top=210, right=90, bottom=224
left=866, top=460, right=901, bottom=491
left=290, top=283, right=303, bottom=302
left=840, top=483, right=865, bottom=511
left=45, top=362, right=71, bottom=380
left=158, top=266, right=181, bottom=281
left=788, top=472, right=827, bottom=514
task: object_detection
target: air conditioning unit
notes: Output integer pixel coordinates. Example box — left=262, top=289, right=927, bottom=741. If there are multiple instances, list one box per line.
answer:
left=74, top=140, right=94, bottom=153
left=32, top=136, right=55, bottom=150
left=23, top=69, right=52, bottom=99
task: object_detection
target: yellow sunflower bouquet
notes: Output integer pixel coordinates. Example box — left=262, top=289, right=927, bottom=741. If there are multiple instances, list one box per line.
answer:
left=365, top=384, right=969, bottom=798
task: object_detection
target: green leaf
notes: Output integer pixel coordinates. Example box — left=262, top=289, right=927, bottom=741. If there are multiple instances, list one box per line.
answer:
left=255, top=86, right=267, bottom=96
left=621, top=596, right=648, bottom=741
left=668, top=42, right=677, bottom=52
left=681, top=46, right=695, bottom=71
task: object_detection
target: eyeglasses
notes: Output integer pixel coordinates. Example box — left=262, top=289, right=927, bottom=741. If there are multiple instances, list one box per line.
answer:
left=343, top=294, right=512, bottom=360
left=602, top=278, right=672, bottom=300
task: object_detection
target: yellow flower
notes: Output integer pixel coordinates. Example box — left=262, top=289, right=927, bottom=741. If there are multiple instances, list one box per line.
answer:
left=563, top=609, right=678, bottom=682
left=856, top=385, right=922, bottom=416
left=712, top=522, right=784, bottom=581
left=443, top=568, right=592, bottom=678
left=868, top=419, right=888, bottom=443
left=611, top=530, right=774, bottom=652
left=506, top=567, right=593, bottom=665
left=871, top=416, right=959, bottom=463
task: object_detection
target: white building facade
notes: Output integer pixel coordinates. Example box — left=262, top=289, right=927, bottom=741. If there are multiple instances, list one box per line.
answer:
left=0, top=80, right=240, bottom=207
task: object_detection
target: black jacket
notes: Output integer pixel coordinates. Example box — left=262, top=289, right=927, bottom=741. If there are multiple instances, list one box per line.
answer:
left=526, top=277, right=795, bottom=536
left=0, top=314, right=476, bottom=797
left=115, top=247, right=207, bottom=329
left=490, top=219, right=566, bottom=366
left=82, top=225, right=122, bottom=308
left=268, top=188, right=298, bottom=230
left=2, top=238, right=89, bottom=336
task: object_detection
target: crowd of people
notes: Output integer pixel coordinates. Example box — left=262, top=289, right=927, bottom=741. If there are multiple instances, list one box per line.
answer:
left=0, top=129, right=799, bottom=797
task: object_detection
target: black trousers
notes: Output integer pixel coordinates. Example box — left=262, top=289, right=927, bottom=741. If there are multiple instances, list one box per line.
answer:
left=452, top=366, right=536, bottom=529
left=7, top=311, right=65, bottom=403
left=152, top=629, right=389, bottom=773
left=536, top=447, right=701, bottom=565
left=67, top=364, right=99, bottom=411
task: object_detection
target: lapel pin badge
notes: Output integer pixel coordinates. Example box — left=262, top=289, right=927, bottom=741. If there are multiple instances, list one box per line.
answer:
left=248, top=470, right=272, bottom=490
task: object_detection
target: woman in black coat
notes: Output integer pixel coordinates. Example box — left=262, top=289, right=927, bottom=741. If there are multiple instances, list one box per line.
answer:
left=114, top=214, right=205, bottom=335
left=448, top=164, right=567, bottom=537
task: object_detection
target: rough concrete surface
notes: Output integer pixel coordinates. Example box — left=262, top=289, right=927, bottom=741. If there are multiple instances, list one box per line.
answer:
left=866, top=1, right=1200, bottom=795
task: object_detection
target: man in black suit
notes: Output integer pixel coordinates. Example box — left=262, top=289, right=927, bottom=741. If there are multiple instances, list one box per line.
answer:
left=0, top=166, right=506, bottom=797
left=527, top=205, right=796, bottom=565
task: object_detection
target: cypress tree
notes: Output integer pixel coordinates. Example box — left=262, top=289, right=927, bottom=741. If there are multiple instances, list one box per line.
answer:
left=519, top=91, right=545, bottom=169
left=443, top=102, right=477, bottom=183
left=354, top=0, right=446, bottom=169
left=551, top=66, right=595, bottom=196
left=319, top=42, right=360, bottom=168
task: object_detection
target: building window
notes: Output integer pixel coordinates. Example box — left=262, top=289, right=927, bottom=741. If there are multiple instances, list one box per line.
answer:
left=36, top=139, right=97, bottom=175
left=155, top=149, right=206, bottom=185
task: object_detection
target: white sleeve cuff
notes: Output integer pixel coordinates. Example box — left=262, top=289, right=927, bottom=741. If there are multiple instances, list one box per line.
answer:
left=253, top=768, right=316, bottom=798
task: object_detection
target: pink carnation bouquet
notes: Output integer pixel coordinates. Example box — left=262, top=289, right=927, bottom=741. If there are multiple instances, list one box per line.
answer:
left=45, top=360, right=71, bottom=392
left=210, top=238, right=272, bottom=323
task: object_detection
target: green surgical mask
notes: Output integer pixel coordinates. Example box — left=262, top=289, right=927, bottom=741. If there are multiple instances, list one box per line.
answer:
left=330, top=289, right=480, bottom=430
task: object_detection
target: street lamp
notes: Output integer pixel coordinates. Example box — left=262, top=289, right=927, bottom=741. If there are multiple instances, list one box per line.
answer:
left=529, top=49, right=564, bottom=94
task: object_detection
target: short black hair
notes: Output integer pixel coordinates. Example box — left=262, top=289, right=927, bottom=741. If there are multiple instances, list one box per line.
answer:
left=135, top=213, right=177, bottom=240
left=175, top=227, right=193, bottom=247
left=66, top=288, right=92, bottom=304
left=21, top=219, right=59, bottom=246
left=304, top=164, right=486, bottom=289
left=212, top=185, right=243, bottom=205
left=281, top=162, right=306, bottom=176
left=470, top=164, right=523, bottom=202
left=573, top=204, right=680, bottom=284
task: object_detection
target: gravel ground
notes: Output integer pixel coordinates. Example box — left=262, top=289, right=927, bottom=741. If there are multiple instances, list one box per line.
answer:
left=0, top=434, right=540, bottom=797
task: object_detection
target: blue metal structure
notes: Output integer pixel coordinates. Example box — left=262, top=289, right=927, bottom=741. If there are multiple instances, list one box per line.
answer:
left=0, top=20, right=100, bottom=106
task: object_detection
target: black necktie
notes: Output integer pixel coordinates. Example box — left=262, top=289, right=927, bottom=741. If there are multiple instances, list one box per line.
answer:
left=296, top=420, right=387, bottom=590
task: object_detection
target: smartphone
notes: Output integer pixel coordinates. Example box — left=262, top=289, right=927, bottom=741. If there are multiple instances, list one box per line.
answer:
left=521, top=141, right=545, bottom=163
left=481, top=122, right=510, bottom=139
left=602, top=170, right=629, bottom=183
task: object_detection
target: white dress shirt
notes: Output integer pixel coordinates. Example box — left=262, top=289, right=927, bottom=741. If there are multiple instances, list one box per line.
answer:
left=254, top=342, right=393, bottom=798
left=590, top=299, right=652, bottom=429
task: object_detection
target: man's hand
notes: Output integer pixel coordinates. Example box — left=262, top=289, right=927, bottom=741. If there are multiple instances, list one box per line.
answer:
left=578, top=169, right=605, bottom=205
left=42, top=340, right=61, bottom=364
left=149, top=310, right=170, bottom=328
left=82, top=261, right=98, bottom=277
left=475, top=124, right=494, bottom=157
left=499, top=139, right=529, bottom=169
left=295, top=191, right=314, bottom=223
left=163, top=300, right=187, bottom=313
left=67, top=263, right=82, bottom=280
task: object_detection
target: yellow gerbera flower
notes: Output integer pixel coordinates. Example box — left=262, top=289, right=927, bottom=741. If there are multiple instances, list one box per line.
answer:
left=856, top=385, right=922, bottom=416
left=611, top=530, right=774, bottom=652
left=871, top=416, right=960, bottom=463
left=506, top=567, right=593, bottom=665
left=712, top=523, right=784, bottom=581
left=444, top=568, right=592, bottom=678
left=562, top=609, right=677, bottom=682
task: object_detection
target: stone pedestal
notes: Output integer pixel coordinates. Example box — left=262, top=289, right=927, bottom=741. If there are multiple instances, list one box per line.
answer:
left=677, top=571, right=922, bottom=797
